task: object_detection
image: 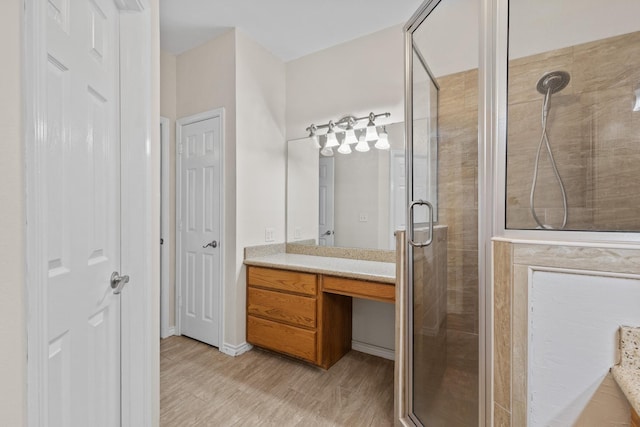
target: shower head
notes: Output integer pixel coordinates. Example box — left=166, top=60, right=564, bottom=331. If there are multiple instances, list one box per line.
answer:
left=536, top=71, right=570, bottom=95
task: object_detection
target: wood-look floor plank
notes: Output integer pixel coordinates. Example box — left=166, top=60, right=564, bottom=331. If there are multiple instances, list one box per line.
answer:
left=160, top=336, right=394, bottom=427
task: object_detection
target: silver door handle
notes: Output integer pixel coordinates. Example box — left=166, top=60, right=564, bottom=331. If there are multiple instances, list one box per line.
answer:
left=322, top=230, right=333, bottom=236
left=203, top=240, right=218, bottom=248
left=110, top=271, right=130, bottom=295
left=408, top=200, right=433, bottom=247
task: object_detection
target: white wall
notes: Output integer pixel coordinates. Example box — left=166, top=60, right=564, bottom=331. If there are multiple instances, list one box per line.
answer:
left=174, top=29, right=286, bottom=347
left=413, top=0, right=640, bottom=79
left=509, top=0, right=640, bottom=59
left=286, top=25, right=405, bottom=352
left=286, top=25, right=405, bottom=141
left=0, top=1, right=25, bottom=424
left=413, top=0, right=480, bottom=77
left=234, top=29, right=287, bottom=344
left=529, top=271, right=639, bottom=426
left=176, top=30, right=240, bottom=346
left=287, top=138, right=319, bottom=243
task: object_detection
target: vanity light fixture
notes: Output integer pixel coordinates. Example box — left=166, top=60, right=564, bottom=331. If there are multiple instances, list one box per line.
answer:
left=306, top=111, right=390, bottom=156
left=374, top=126, right=390, bottom=150
left=355, top=134, right=370, bottom=152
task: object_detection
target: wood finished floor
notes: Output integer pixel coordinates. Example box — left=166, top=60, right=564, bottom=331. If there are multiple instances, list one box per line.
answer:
left=160, top=336, right=395, bottom=426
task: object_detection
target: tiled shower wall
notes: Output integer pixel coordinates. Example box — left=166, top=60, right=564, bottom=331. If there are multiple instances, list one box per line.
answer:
left=427, top=68, right=480, bottom=423
left=506, top=31, right=640, bottom=231
left=438, top=69, right=479, bottom=335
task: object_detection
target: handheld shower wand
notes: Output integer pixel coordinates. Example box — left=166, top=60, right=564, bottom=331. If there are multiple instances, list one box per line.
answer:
left=530, top=71, right=570, bottom=230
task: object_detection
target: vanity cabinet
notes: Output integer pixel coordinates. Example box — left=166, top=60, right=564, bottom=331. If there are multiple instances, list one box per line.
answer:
left=246, top=266, right=353, bottom=369
left=246, top=267, right=320, bottom=363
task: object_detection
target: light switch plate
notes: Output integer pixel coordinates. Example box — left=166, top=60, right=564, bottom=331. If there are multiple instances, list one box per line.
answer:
left=359, top=213, right=368, bottom=222
left=265, top=227, right=275, bottom=242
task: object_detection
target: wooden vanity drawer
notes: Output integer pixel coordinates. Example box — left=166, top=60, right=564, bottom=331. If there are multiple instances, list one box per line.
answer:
left=247, top=266, right=317, bottom=296
left=247, top=315, right=317, bottom=363
left=323, top=276, right=395, bottom=303
left=247, top=287, right=316, bottom=328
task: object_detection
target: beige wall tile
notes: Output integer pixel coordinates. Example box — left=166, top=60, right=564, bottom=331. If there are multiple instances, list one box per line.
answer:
left=512, top=265, right=529, bottom=427
left=506, top=31, right=640, bottom=231
left=494, top=403, right=512, bottom=427
left=513, top=244, right=640, bottom=274
left=494, top=241, right=513, bottom=411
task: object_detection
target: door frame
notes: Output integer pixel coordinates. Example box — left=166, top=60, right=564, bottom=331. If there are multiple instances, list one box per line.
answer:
left=24, top=1, right=157, bottom=425
left=174, top=109, right=225, bottom=346
left=160, top=117, right=172, bottom=339
left=390, top=149, right=405, bottom=249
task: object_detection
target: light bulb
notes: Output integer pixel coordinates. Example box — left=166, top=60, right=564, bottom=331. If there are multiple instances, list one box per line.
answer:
left=310, top=134, right=320, bottom=148
left=365, top=120, right=378, bottom=142
left=337, top=138, right=352, bottom=154
left=355, top=134, right=370, bottom=152
left=325, top=130, right=339, bottom=148
left=320, top=146, right=334, bottom=157
left=375, top=128, right=390, bottom=150
left=308, top=125, right=320, bottom=148
left=344, top=123, right=358, bottom=145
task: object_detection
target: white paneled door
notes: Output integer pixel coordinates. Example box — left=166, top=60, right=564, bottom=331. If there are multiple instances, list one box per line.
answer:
left=178, top=116, right=222, bottom=347
left=318, top=157, right=335, bottom=246
left=45, top=0, right=122, bottom=426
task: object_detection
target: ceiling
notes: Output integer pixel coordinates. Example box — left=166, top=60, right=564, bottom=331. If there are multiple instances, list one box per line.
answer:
left=159, top=0, right=424, bottom=61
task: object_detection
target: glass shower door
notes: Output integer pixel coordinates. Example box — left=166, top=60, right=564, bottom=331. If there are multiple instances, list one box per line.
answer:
left=408, top=41, right=444, bottom=426
left=405, top=0, right=480, bottom=425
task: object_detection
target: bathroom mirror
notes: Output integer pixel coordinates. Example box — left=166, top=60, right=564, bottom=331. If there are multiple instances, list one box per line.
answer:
left=286, top=121, right=410, bottom=250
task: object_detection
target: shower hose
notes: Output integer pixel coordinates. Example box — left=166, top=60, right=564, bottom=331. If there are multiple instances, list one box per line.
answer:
left=529, top=87, right=568, bottom=229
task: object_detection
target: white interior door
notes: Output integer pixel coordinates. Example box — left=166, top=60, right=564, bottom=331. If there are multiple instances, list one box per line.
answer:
left=178, top=116, right=222, bottom=347
left=45, top=0, right=122, bottom=425
left=318, top=156, right=335, bottom=246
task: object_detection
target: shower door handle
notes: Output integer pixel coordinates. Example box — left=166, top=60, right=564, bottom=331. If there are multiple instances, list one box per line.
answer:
left=408, top=200, right=433, bottom=248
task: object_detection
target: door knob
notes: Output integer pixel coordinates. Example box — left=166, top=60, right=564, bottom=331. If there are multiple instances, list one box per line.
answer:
left=203, top=240, right=218, bottom=249
left=110, top=271, right=130, bottom=295
left=322, top=230, right=333, bottom=236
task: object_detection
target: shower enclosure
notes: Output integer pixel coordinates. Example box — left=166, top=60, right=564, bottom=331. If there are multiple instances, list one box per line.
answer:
left=505, top=0, right=640, bottom=232
left=403, top=0, right=481, bottom=425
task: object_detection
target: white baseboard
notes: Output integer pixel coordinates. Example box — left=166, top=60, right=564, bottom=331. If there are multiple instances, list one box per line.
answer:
left=351, top=340, right=395, bottom=361
left=160, top=326, right=175, bottom=339
left=220, top=341, right=253, bottom=357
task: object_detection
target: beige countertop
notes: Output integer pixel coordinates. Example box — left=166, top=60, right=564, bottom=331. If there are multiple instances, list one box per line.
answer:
left=612, top=326, right=640, bottom=414
left=244, top=252, right=396, bottom=284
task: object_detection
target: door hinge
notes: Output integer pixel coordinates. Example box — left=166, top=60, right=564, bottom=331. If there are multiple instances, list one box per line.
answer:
left=178, top=143, right=183, bottom=155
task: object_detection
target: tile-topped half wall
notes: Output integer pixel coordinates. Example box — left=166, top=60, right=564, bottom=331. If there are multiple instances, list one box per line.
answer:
left=493, top=240, right=640, bottom=426
left=506, top=31, right=640, bottom=231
